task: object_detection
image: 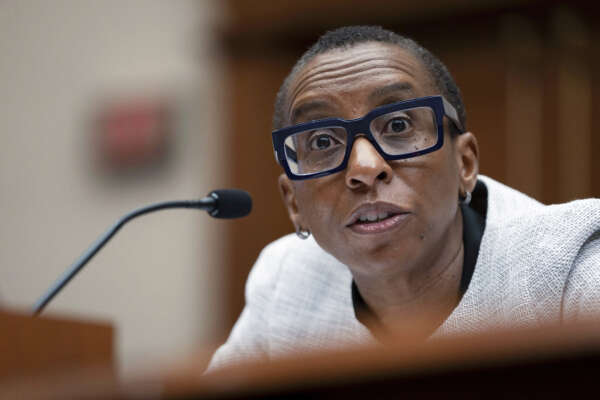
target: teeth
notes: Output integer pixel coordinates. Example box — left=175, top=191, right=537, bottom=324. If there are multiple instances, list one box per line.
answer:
left=358, top=211, right=390, bottom=223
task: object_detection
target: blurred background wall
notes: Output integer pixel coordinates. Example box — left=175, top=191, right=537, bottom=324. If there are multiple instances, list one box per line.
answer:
left=1, top=0, right=598, bottom=378
left=0, top=0, right=226, bottom=374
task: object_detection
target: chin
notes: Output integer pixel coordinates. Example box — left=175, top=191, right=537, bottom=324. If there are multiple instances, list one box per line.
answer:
left=338, top=234, right=424, bottom=275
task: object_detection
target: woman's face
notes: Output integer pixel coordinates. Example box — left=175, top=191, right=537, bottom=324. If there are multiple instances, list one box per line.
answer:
left=279, top=42, right=478, bottom=281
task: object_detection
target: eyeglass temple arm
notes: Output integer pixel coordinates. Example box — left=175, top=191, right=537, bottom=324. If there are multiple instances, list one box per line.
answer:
left=442, top=97, right=464, bottom=133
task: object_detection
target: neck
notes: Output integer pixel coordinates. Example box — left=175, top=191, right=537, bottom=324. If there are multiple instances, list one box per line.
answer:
left=353, top=208, right=464, bottom=336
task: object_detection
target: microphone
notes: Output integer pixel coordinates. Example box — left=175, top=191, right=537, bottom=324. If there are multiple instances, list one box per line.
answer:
left=205, top=189, right=252, bottom=219
left=32, top=189, right=252, bottom=315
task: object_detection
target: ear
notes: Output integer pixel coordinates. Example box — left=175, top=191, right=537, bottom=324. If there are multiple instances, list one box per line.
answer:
left=454, top=132, right=479, bottom=194
left=278, top=174, right=304, bottom=232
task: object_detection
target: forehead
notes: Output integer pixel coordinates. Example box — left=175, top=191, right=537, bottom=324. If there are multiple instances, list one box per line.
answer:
left=286, top=42, right=436, bottom=123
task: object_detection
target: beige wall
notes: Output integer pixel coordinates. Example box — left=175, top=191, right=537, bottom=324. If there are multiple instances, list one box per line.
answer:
left=0, top=1, right=225, bottom=374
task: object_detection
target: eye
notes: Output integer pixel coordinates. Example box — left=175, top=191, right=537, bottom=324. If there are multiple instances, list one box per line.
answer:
left=308, top=130, right=341, bottom=151
left=383, top=117, right=412, bottom=135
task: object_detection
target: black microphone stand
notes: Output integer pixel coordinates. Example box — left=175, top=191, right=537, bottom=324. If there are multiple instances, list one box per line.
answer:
left=32, top=199, right=214, bottom=315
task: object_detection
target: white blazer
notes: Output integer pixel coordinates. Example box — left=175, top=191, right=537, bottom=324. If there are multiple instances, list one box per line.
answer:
left=208, top=176, right=600, bottom=370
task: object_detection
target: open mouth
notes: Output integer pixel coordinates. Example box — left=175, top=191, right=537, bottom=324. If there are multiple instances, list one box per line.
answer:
left=346, top=203, right=410, bottom=234
left=349, top=212, right=410, bottom=234
left=353, top=211, right=398, bottom=225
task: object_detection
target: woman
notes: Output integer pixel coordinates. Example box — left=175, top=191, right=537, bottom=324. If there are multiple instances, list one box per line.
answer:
left=208, top=26, right=600, bottom=370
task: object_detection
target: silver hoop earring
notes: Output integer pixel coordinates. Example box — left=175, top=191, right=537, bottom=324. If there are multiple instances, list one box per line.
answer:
left=460, top=190, right=472, bottom=205
left=296, top=227, right=310, bottom=240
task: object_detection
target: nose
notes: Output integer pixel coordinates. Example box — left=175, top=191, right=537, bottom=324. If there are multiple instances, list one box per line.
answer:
left=345, top=137, right=393, bottom=190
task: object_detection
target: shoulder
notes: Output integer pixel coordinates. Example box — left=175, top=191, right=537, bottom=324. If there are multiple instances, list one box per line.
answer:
left=207, top=235, right=350, bottom=371
left=247, top=233, right=351, bottom=301
left=254, top=233, right=338, bottom=268
left=480, top=175, right=600, bottom=240
left=462, top=176, right=600, bottom=326
left=478, top=175, right=543, bottom=222
left=249, top=233, right=346, bottom=282
left=563, top=230, right=600, bottom=321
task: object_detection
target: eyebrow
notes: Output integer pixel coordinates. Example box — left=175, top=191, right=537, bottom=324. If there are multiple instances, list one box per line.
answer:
left=368, top=82, right=415, bottom=103
left=290, top=100, right=332, bottom=124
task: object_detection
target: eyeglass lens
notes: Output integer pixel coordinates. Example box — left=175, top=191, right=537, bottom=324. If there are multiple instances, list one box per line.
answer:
left=284, top=107, right=437, bottom=176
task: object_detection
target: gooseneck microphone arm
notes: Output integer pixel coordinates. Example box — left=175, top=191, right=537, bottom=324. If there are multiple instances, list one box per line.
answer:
left=32, top=189, right=251, bottom=316
left=32, top=200, right=211, bottom=316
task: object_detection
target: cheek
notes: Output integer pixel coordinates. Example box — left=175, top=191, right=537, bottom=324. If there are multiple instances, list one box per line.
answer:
left=395, top=149, right=460, bottom=230
left=419, top=152, right=460, bottom=230
left=294, top=179, right=344, bottom=228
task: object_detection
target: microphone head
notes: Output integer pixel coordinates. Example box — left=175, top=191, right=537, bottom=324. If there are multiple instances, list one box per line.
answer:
left=208, top=189, right=252, bottom=219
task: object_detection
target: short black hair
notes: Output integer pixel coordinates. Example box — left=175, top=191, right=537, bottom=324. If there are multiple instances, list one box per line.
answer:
left=272, top=25, right=466, bottom=136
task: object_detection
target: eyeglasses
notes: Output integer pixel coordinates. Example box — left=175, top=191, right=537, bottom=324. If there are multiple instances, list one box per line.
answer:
left=272, top=95, right=463, bottom=180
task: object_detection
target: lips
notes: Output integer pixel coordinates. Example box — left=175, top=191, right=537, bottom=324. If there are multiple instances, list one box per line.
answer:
left=346, top=202, right=411, bottom=234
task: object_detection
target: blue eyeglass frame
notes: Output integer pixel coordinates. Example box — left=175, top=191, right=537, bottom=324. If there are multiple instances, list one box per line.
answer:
left=272, top=95, right=464, bottom=180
